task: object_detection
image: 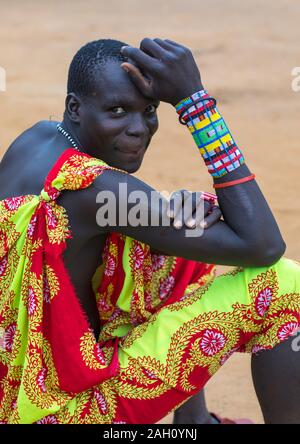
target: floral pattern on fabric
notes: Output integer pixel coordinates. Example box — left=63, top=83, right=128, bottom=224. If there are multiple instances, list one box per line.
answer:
left=0, top=149, right=121, bottom=423
left=0, top=147, right=299, bottom=424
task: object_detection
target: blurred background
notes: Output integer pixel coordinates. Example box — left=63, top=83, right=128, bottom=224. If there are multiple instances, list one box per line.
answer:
left=0, top=0, right=299, bottom=424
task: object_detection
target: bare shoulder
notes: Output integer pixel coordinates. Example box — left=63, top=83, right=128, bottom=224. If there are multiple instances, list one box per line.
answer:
left=2, top=120, right=56, bottom=162
left=11, top=120, right=55, bottom=144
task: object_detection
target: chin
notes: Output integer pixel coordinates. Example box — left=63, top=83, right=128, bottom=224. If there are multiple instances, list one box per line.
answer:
left=117, top=154, right=145, bottom=174
left=122, top=162, right=142, bottom=174
left=99, top=152, right=145, bottom=174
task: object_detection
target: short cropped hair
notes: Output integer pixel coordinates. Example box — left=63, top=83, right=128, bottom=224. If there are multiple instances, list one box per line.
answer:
left=67, top=39, right=128, bottom=97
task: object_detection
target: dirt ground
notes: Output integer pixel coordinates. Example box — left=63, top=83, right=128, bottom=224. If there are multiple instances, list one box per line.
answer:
left=0, top=0, right=299, bottom=424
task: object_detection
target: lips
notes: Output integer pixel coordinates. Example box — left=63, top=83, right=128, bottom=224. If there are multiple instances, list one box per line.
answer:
left=115, top=145, right=145, bottom=155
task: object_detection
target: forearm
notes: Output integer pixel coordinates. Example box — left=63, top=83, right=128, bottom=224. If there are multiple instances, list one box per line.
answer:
left=214, top=164, right=285, bottom=259
left=175, top=90, right=285, bottom=258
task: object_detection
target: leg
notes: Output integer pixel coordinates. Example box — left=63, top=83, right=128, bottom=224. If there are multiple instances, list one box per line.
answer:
left=111, top=258, right=300, bottom=423
left=56, top=258, right=300, bottom=423
left=173, top=389, right=218, bottom=424
left=252, top=334, right=300, bottom=424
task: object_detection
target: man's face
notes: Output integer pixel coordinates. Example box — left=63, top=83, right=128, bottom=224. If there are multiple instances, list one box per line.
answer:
left=78, top=60, right=159, bottom=173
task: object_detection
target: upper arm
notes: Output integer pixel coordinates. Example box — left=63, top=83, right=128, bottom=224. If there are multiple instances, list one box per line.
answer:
left=1, top=121, right=52, bottom=163
left=92, top=169, right=274, bottom=267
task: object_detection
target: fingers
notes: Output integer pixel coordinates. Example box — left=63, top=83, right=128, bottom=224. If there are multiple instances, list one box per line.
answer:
left=186, top=199, right=213, bottom=229
left=153, top=38, right=186, bottom=52
left=140, top=38, right=169, bottom=60
left=120, top=46, right=159, bottom=73
left=203, top=206, right=223, bottom=229
left=167, top=191, right=221, bottom=231
left=186, top=200, right=207, bottom=229
left=121, top=38, right=188, bottom=68
left=153, top=38, right=177, bottom=52
left=168, top=190, right=189, bottom=228
left=173, top=191, right=193, bottom=228
left=169, top=191, right=205, bottom=230
left=164, top=38, right=186, bottom=48
left=120, top=62, right=152, bottom=96
left=168, top=191, right=202, bottom=217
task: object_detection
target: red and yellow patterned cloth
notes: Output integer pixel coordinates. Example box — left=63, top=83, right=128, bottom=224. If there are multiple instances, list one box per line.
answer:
left=0, top=148, right=299, bottom=423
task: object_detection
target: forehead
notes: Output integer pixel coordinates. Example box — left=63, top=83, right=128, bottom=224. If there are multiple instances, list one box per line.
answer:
left=92, top=60, right=155, bottom=106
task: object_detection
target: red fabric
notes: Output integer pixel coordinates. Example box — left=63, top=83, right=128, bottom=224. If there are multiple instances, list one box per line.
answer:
left=21, top=149, right=214, bottom=394
left=30, top=163, right=120, bottom=393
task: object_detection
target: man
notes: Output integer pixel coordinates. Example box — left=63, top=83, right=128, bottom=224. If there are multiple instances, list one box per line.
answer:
left=0, top=38, right=299, bottom=424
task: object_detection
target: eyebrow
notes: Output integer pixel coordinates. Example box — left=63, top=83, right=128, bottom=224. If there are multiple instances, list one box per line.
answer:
left=103, top=96, right=160, bottom=107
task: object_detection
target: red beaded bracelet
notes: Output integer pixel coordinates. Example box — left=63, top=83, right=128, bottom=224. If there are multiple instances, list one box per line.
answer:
left=200, top=191, right=218, bottom=204
left=213, top=174, right=256, bottom=189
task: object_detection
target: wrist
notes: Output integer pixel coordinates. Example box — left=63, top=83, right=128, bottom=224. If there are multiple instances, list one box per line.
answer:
left=174, top=88, right=210, bottom=112
left=174, top=88, right=213, bottom=123
left=174, top=90, right=245, bottom=178
left=171, top=84, right=205, bottom=107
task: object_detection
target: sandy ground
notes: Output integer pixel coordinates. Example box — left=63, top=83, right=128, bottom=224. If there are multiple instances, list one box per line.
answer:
left=0, top=0, right=299, bottom=424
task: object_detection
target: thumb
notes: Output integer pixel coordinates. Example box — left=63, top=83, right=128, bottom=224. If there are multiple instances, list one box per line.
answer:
left=121, top=62, right=152, bottom=96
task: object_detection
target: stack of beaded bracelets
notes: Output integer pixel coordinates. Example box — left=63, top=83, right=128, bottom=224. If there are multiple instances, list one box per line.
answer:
left=175, top=89, right=246, bottom=180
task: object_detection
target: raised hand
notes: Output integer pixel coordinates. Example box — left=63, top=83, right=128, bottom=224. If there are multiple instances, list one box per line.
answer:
left=120, top=38, right=203, bottom=106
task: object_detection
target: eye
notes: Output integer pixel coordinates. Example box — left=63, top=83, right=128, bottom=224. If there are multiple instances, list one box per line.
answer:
left=110, top=106, right=126, bottom=114
left=145, top=104, right=158, bottom=114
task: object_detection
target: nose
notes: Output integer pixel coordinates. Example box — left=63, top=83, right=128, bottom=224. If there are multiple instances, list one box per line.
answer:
left=125, top=112, right=149, bottom=138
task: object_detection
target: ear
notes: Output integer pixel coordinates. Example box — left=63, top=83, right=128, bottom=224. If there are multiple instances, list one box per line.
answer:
left=65, top=93, right=82, bottom=123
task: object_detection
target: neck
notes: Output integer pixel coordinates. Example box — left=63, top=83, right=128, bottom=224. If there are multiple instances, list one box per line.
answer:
left=61, top=115, right=85, bottom=153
